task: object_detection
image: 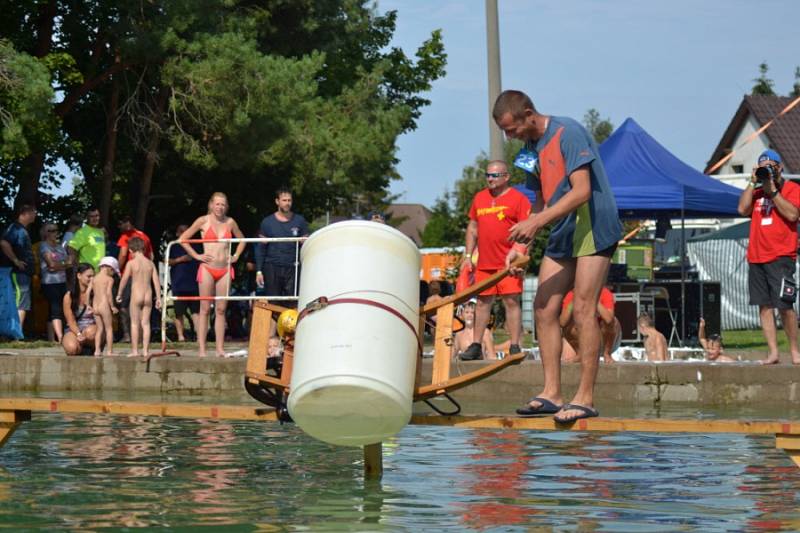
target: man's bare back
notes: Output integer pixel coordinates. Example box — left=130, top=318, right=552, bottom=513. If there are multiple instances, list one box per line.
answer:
left=638, top=314, right=667, bottom=362
left=642, top=331, right=667, bottom=361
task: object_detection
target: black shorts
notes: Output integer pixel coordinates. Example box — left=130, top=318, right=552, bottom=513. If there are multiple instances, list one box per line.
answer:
left=173, top=290, right=199, bottom=315
left=42, top=282, right=67, bottom=321
left=546, top=243, right=618, bottom=259
left=595, top=243, right=618, bottom=258
left=749, top=257, right=797, bottom=310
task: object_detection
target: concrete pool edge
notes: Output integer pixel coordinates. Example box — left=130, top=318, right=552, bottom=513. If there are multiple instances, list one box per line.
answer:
left=1, top=354, right=799, bottom=407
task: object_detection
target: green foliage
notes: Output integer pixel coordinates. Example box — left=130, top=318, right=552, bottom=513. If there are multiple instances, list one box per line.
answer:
left=423, top=140, right=550, bottom=271
left=583, top=108, right=614, bottom=144
left=791, top=66, right=800, bottom=98
left=0, top=1, right=447, bottom=242
left=751, top=62, right=776, bottom=96
left=0, top=41, right=58, bottom=161
left=420, top=191, right=461, bottom=247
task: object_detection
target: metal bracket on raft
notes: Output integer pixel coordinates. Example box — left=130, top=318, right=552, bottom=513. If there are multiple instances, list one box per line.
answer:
left=424, top=393, right=461, bottom=416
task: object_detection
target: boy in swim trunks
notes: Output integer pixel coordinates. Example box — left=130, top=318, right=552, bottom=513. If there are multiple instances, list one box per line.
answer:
left=116, top=237, right=161, bottom=357
left=92, top=256, right=119, bottom=356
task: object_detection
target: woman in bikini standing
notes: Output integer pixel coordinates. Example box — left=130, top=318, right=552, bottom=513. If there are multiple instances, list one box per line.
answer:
left=62, top=263, right=98, bottom=355
left=180, top=192, right=246, bottom=356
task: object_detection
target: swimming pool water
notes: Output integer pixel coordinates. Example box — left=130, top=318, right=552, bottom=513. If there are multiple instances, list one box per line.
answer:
left=1, top=411, right=799, bottom=530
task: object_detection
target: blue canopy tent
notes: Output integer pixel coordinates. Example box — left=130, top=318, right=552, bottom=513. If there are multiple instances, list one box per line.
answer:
left=600, top=118, right=744, bottom=344
left=600, top=118, right=742, bottom=218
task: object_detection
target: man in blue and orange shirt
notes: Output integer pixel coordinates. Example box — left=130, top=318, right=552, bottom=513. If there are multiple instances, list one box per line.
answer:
left=461, top=160, right=530, bottom=361
left=495, top=89, right=622, bottom=423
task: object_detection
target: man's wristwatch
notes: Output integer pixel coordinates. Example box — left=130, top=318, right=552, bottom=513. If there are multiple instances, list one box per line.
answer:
left=770, top=189, right=779, bottom=199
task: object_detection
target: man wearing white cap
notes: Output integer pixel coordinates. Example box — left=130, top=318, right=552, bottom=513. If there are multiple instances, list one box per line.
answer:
left=738, top=149, right=800, bottom=365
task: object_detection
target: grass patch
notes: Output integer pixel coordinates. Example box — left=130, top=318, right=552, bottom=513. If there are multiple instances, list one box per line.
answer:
left=720, top=329, right=774, bottom=351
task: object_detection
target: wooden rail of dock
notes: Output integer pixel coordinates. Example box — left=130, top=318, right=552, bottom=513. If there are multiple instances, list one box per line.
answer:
left=1, top=398, right=798, bottom=477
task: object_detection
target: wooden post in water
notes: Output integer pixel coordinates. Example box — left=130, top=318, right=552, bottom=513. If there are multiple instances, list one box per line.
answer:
left=363, top=442, right=383, bottom=479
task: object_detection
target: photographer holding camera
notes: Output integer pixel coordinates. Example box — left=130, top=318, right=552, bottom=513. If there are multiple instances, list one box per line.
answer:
left=738, top=149, right=800, bottom=365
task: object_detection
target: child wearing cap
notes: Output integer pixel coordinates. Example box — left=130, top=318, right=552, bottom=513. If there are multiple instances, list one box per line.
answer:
left=92, top=256, right=120, bottom=356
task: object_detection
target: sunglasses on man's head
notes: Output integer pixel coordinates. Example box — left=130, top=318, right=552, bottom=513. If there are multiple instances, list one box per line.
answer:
left=485, top=172, right=508, bottom=179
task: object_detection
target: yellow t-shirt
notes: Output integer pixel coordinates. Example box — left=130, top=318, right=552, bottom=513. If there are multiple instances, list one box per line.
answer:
left=68, top=226, right=106, bottom=270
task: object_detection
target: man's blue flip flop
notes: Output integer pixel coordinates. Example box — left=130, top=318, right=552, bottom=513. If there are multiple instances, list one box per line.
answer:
left=553, top=403, right=599, bottom=424
left=515, top=397, right=562, bottom=417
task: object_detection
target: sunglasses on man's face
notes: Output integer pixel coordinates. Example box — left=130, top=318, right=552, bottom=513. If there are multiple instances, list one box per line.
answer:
left=485, top=172, right=508, bottom=179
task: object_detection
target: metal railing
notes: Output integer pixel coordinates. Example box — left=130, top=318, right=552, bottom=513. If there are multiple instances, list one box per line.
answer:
left=159, top=236, right=306, bottom=350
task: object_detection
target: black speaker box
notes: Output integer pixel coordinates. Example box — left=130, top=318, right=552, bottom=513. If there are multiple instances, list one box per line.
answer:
left=642, top=281, right=721, bottom=343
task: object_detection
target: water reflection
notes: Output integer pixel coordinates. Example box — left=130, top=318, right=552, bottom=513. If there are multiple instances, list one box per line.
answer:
left=459, top=430, right=537, bottom=529
left=1, top=415, right=799, bottom=530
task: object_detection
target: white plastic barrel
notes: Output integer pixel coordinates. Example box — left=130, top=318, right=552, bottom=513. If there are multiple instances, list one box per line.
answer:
left=287, top=221, right=421, bottom=446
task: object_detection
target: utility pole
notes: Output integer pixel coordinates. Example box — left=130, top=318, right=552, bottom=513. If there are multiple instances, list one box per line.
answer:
left=486, top=0, right=503, bottom=160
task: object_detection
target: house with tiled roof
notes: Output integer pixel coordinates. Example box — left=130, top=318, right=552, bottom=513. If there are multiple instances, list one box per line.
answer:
left=385, top=203, right=432, bottom=246
left=706, top=95, right=800, bottom=188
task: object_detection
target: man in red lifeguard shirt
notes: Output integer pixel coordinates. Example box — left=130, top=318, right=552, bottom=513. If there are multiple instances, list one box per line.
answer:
left=460, top=160, right=531, bottom=360
left=738, top=149, right=800, bottom=365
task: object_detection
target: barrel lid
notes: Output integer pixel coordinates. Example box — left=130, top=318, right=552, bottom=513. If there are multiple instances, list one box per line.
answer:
left=302, top=220, right=420, bottom=258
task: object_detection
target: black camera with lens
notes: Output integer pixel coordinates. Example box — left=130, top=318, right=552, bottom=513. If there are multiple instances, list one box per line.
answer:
left=754, top=164, right=777, bottom=183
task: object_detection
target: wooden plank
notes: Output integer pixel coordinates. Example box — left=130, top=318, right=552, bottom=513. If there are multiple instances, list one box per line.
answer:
left=415, top=352, right=526, bottom=400
left=2, top=397, right=799, bottom=438
left=0, top=423, right=21, bottom=448
left=776, top=434, right=800, bottom=450
left=787, top=451, right=800, bottom=468
left=431, top=303, right=454, bottom=387
left=244, top=372, right=290, bottom=392
left=0, top=399, right=277, bottom=422
left=363, top=442, right=383, bottom=479
left=0, top=410, right=31, bottom=423
left=414, top=315, right=426, bottom=390
left=421, top=255, right=529, bottom=315
left=280, top=342, right=294, bottom=389
left=409, top=414, right=799, bottom=435
left=246, top=303, right=274, bottom=378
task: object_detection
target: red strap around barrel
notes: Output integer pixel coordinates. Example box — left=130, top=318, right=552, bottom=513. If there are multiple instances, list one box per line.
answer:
left=297, top=296, right=422, bottom=354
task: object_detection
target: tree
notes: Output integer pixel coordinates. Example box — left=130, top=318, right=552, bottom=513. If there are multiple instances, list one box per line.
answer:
left=424, top=140, right=551, bottom=272
left=790, top=66, right=800, bottom=98
left=420, top=191, right=461, bottom=247
left=583, top=108, right=614, bottom=144
left=751, top=62, right=776, bottom=95
left=0, top=1, right=447, bottom=242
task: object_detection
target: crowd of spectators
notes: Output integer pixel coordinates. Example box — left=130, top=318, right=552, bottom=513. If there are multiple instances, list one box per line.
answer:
left=0, top=186, right=315, bottom=357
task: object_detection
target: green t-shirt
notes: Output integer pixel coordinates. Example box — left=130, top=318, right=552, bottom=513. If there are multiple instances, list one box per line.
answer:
left=68, top=225, right=106, bottom=270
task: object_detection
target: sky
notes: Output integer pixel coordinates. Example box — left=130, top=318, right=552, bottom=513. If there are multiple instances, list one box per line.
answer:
left=378, top=0, right=800, bottom=207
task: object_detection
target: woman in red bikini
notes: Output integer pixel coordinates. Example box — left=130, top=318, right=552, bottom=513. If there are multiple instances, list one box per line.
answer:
left=179, top=192, right=246, bottom=356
